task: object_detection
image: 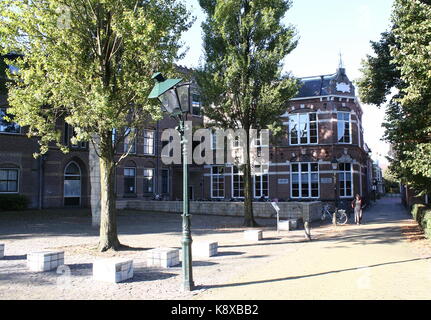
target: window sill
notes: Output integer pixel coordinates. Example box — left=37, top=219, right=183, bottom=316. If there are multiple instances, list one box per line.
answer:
left=123, top=194, right=137, bottom=198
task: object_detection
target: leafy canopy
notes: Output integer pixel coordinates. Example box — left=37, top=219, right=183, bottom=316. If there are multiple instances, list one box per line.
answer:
left=0, top=0, right=191, bottom=156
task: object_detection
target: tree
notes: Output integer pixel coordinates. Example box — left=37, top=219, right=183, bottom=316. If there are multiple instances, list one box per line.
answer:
left=357, top=0, right=431, bottom=196
left=0, top=0, right=191, bottom=251
left=197, top=0, right=298, bottom=226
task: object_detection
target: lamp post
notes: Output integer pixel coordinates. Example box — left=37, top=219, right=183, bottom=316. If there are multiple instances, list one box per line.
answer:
left=149, top=72, right=194, bottom=291
left=331, top=157, right=338, bottom=226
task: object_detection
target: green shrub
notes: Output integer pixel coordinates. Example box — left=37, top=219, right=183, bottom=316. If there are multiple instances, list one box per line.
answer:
left=0, top=194, right=29, bottom=211
left=411, top=203, right=431, bottom=239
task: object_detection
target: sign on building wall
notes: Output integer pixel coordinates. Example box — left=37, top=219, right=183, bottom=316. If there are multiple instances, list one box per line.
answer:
left=321, top=178, right=333, bottom=184
left=277, top=179, right=289, bottom=184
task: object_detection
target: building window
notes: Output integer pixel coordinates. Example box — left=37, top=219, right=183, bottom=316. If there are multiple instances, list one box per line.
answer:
left=0, top=168, right=19, bottom=193
left=289, top=113, right=317, bottom=145
left=124, top=128, right=136, bottom=154
left=254, top=166, right=269, bottom=198
left=233, top=166, right=244, bottom=198
left=143, top=130, right=155, bottom=155
left=211, top=166, right=225, bottom=198
left=192, top=94, right=201, bottom=116
left=161, top=169, right=169, bottom=194
left=337, top=112, right=351, bottom=143
left=291, top=163, right=319, bottom=199
left=124, top=167, right=136, bottom=194
left=64, top=162, right=81, bottom=206
left=0, top=108, right=20, bottom=134
left=339, top=163, right=353, bottom=197
left=64, top=123, right=87, bottom=149
left=143, top=168, right=154, bottom=193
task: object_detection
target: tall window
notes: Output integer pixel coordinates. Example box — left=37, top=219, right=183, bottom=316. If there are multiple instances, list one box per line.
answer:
left=192, top=94, right=201, bottom=116
left=254, top=166, right=269, bottom=198
left=337, top=112, right=351, bottom=143
left=291, top=163, right=319, bottom=198
left=0, top=168, right=19, bottom=193
left=289, top=113, right=317, bottom=145
left=143, top=168, right=154, bottom=193
left=64, top=162, right=81, bottom=206
left=124, top=128, right=136, bottom=154
left=211, top=166, right=225, bottom=198
left=0, top=108, right=20, bottom=134
left=339, top=163, right=353, bottom=197
left=233, top=166, right=244, bottom=198
left=124, top=167, right=136, bottom=194
left=144, top=130, right=155, bottom=155
left=161, top=169, right=169, bottom=194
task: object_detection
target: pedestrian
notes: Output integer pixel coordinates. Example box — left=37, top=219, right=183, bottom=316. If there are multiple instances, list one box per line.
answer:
left=351, top=194, right=363, bottom=225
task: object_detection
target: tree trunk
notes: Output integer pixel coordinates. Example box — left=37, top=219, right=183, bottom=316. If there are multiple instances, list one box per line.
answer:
left=243, top=129, right=257, bottom=227
left=98, top=135, right=121, bottom=251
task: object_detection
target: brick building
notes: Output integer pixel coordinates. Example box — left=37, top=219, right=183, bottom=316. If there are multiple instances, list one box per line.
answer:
left=1, top=54, right=373, bottom=210
left=203, top=65, right=373, bottom=206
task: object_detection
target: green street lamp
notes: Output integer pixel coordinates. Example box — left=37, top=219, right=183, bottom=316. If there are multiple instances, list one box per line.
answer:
left=149, top=72, right=194, bottom=291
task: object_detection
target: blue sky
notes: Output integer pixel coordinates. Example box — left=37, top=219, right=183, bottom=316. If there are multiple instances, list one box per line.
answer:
left=178, top=0, right=395, bottom=168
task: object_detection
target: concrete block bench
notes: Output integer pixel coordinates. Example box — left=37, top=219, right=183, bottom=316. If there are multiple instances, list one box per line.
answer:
left=192, top=241, right=218, bottom=258
left=278, top=219, right=298, bottom=231
left=243, top=230, right=263, bottom=241
left=27, top=251, right=64, bottom=272
left=0, top=244, right=4, bottom=259
left=93, top=258, right=133, bottom=283
left=146, top=248, right=180, bottom=268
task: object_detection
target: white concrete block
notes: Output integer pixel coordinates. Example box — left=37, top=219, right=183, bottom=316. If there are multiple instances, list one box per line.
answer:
left=146, top=248, right=180, bottom=268
left=93, top=258, right=133, bottom=283
left=193, top=241, right=218, bottom=258
left=27, top=251, right=65, bottom=272
left=278, top=220, right=291, bottom=231
left=243, top=230, right=263, bottom=241
left=0, top=244, right=4, bottom=259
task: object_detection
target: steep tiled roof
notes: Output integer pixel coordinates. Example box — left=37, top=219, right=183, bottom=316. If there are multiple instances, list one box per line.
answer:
left=296, top=67, right=355, bottom=98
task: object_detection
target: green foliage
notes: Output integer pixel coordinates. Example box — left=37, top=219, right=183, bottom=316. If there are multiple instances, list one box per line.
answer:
left=358, top=0, right=431, bottom=195
left=0, top=194, right=29, bottom=211
left=197, top=0, right=299, bottom=131
left=0, top=0, right=191, bottom=156
left=411, top=203, right=431, bottom=239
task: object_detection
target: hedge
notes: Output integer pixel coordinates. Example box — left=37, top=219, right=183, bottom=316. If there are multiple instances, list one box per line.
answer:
left=0, top=194, right=29, bottom=211
left=411, top=203, right=431, bottom=239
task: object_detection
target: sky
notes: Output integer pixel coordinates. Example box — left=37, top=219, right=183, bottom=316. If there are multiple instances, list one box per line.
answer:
left=178, top=0, right=395, bottom=169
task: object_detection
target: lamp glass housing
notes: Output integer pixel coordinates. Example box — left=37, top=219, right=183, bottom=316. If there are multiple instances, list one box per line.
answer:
left=158, top=88, right=180, bottom=114
left=176, top=83, right=191, bottom=113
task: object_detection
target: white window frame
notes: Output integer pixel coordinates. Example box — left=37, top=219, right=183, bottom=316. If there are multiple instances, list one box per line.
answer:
left=124, top=167, right=137, bottom=194
left=338, top=163, right=353, bottom=198
left=290, top=162, right=320, bottom=199
left=289, top=112, right=318, bottom=145
left=337, top=112, right=352, bottom=144
left=210, top=165, right=225, bottom=199
left=0, top=168, right=19, bottom=193
left=253, top=166, right=269, bottom=199
left=232, top=165, right=244, bottom=199
left=143, top=168, right=155, bottom=193
left=64, top=162, right=81, bottom=205
left=143, top=130, right=155, bottom=155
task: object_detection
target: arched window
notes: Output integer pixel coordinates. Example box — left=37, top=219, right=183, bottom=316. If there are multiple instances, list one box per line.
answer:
left=64, top=161, right=81, bottom=206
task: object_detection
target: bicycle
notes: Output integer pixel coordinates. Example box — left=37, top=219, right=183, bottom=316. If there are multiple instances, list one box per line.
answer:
left=321, top=204, right=348, bottom=225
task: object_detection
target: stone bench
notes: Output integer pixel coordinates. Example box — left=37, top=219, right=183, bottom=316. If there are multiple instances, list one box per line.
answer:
left=192, top=241, right=218, bottom=258
left=0, top=244, right=4, bottom=259
left=27, top=251, right=64, bottom=272
left=243, top=230, right=263, bottom=241
left=146, top=248, right=180, bottom=268
left=278, top=219, right=298, bottom=231
left=93, top=258, right=133, bottom=283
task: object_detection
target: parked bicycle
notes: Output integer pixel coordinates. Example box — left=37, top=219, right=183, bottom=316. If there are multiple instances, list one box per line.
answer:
left=321, top=204, right=348, bottom=225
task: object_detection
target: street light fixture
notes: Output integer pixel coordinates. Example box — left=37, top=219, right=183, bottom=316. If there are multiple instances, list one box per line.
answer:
left=149, top=72, right=194, bottom=291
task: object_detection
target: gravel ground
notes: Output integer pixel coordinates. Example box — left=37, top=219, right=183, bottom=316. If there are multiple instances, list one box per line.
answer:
left=0, top=208, right=329, bottom=300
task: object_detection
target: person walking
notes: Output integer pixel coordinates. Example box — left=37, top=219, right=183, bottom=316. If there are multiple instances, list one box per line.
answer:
left=351, top=194, right=363, bottom=225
